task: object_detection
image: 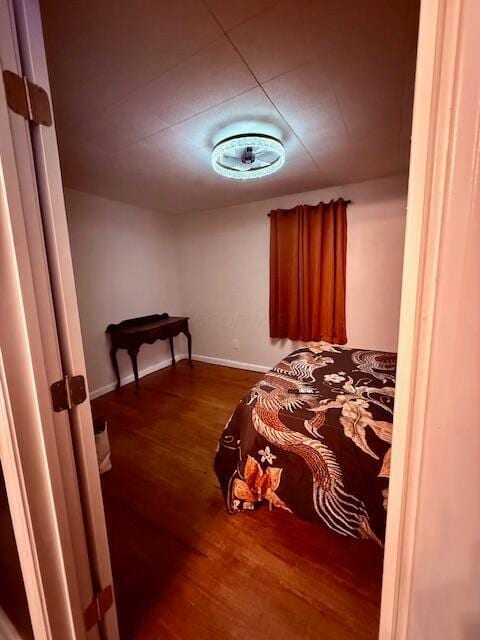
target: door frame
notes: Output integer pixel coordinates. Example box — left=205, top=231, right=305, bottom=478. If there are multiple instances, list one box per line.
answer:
left=12, top=2, right=119, bottom=637
left=0, top=30, right=90, bottom=640
left=1, top=0, right=117, bottom=637
left=379, top=0, right=475, bottom=637
left=0, top=347, right=48, bottom=639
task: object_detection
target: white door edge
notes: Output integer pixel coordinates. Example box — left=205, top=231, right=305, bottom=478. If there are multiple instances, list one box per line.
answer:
left=1, top=1, right=100, bottom=638
left=380, top=0, right=478, bottom=637
left=11, top=0, right=119, bottom=637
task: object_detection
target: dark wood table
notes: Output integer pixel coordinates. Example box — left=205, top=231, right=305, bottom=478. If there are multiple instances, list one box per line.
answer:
left=106, top=313, right=192, bottom=389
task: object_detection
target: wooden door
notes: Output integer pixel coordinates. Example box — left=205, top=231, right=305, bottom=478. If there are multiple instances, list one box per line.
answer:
left=0, top=29, right=92, bottom=640
left=1, top=0, right=118, bottom=637
left=380, top=0, right=480, bottom=637
left=11, top=3, right=119, bottom=636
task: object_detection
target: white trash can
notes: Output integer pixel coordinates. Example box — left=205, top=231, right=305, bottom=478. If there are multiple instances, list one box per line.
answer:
left=93, top=417, right=112, bottom=474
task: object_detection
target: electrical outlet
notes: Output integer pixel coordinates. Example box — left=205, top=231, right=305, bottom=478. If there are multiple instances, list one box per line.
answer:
left=233, top=338, right=240, bottom=350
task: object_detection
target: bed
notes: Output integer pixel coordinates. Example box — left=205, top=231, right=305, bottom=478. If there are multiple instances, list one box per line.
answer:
left=214, top=343, right=396, bottom=545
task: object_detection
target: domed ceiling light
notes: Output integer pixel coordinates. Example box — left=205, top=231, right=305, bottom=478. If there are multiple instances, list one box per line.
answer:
left=211, top=134, right=285, bottom=180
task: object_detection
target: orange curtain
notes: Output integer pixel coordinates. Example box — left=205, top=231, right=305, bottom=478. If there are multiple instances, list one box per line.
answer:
left=269, top=199, right=348, bottom=344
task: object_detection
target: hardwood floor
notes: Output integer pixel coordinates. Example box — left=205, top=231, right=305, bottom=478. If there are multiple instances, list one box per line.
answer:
left=93, top=360, right=383, bottom=640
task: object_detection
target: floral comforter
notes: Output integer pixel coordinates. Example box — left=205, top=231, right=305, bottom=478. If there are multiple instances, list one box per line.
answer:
left=214, top=344, right=396, bottom=544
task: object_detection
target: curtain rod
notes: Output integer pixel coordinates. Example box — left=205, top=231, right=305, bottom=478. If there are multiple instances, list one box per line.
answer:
left=268, top=199, right=352, bottom=216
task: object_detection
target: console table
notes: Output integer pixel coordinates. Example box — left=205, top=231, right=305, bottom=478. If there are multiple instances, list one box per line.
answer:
left=106, top=313, right=192, bottom=389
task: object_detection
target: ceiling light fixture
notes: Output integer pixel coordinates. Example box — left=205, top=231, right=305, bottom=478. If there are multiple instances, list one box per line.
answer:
left=211, top=134, right=285, bottom=180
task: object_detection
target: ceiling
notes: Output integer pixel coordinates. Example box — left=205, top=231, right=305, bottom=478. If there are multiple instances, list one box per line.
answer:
left=40, top=0, right=420, bottom=214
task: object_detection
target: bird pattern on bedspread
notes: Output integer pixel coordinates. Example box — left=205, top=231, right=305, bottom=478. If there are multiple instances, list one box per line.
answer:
left=214, top=344, right=396, bottom=545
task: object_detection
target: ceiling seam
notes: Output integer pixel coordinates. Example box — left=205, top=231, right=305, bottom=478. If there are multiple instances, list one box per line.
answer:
left=332, top=90, right=353, bottom=148
left=109, top=85, right=260, bottom=154
left=75, top=31, right=228, bottom=124
left=219, top=0, right=284, bottom=33
left=200, top=0, right=325, bottom=175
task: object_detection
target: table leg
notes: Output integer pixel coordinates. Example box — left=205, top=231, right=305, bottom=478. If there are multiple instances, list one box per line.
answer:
left=185, top=330, right=192, bottom=367
left=168, top=336, right=175, bottom=366
left=127, top=347, right=140, bottom=384
left=110, top=347, right=121, bottom=389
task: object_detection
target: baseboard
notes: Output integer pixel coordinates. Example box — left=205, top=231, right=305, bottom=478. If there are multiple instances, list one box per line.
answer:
left=89, top=352, right=271, bottom=400
left=191, top=354, right=271, bottom=373
left=89, top=353, right=187, bottom=400
left=0, top=608, right=21, bottom=640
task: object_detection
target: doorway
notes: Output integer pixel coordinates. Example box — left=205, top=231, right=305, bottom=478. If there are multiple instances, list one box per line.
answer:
left=4, top=1, right=480, bottom=640
left=35, top=0, right=421, bottom=638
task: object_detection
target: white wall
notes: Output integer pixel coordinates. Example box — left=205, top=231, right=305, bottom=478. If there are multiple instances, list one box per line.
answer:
left=65, top=189, right=183, bottom=396
left=66, top=175, right=407, bottom=395
left=176, top=174, right=407, bottom=369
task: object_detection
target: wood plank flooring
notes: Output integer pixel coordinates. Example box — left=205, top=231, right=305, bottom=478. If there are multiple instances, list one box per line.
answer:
left=93, top=360, right=383, bottom=640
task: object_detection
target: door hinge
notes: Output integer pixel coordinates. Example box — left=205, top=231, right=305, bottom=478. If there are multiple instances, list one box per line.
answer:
left=3, top=70, right=52, bottom=126
left=50, top=375, right=87, bottom=412
left=84, top=585, right=114, bottom=631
